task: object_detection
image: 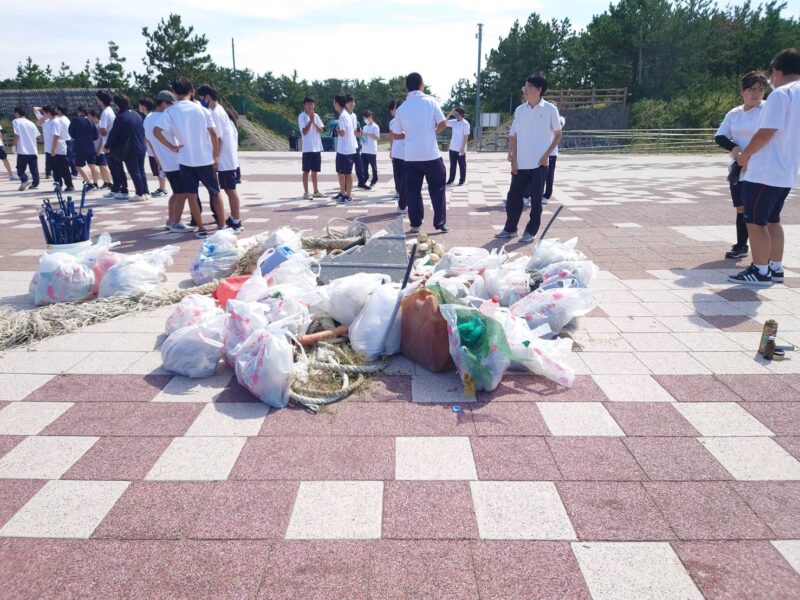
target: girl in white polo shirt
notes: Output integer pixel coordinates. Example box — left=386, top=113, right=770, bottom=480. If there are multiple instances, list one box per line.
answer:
left=360, top=110, right=380, bottom=186
left=445, top=107, right=470, bottom=185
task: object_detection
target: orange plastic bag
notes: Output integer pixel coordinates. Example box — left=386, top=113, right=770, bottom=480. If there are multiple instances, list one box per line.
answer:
left=213, top=275, right=250, bottom=309
left=400, top=288, right=455, bottom=372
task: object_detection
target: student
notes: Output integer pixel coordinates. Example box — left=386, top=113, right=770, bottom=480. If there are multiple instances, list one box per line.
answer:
left=730, top=48, right=800, bottom=286
left=96, top=90, right=124, bottom=199
left=395, top=72, right=448, bottom=233
left=496, top=73, right=562, bottom=243
left=11, top=106, right=40, bottom=191
left=360, top=110, right=380, bottom=186
left=33, top=107, right=52, bottom=180
left=154, top=76, right=222, bottom=239
left=298, top=96, right=325, bottom=199
left=105, top=94, right=149, bottom=201
left=715, top=72, right=768, bottom=259
left=445, top=107, right=470, bottom=185
left=0, top=123, right=16, bottom=180
left=196, top=84, right=230, bottom=226
left=217, top=109, right=244, bottom=232
left=388, top=99, right=407, bottom=212
left=347, top=95, right=369, bottom=190
left=88, top=109, right=112, bottom=189
left=56, top=105, right=78, bottom=177
left=42, top=105, right=73, bottom=191
left=138, top=97, right=168, bottom=197
left=68, top=106, right=99, bottom=189
left=542, top=115, right=565, bottom=204
left=333, top=93, right=357, bottom=203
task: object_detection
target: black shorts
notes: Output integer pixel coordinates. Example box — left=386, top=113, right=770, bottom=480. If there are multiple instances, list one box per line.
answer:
left=302, top=151, right=322, bottom=173
left=74, top=153, right=96, bottom=167
left=95, top=152, right=108, bottom=166
left=218, top=170, right=237, bottom=190
left=742, top=181, right=791, bottom=225
left=0, top=147, right=6, bottom=160
left=164, top=170, right=184, bottom=195
left=335, top=153, right=355, bottom=175
left=179, top=164, right=220, bottom=195
left=148, top=156, right=159, bottom=177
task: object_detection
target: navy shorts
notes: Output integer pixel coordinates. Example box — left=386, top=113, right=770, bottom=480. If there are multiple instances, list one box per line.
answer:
left=179, top=164, right=220, bottom=195
left=335, top=153, right=355, bottom=175
left=302, top=151, right=322, bottom=172
left=95, top=152, right=108, bottom=166
left=74, top=152, right=96, bottom=167
left=164, top=170, right=184, bottom=195
left=0, top=147, right=6, bottom=160
left=218, top=170, right=237, bottom=190
left=148, top=156, right=159, bottom=177
left=742, top=181, right=791, bottom=225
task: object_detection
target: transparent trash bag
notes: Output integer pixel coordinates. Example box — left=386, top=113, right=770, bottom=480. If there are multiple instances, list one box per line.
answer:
left=160, top=314, right=226, bottom=378
left=527, top=237, right=586, bottom=271
left=510, top=287, right=599, bottom=334
left=349, top=283, right=402, bottom=361
left=316, top=273, right=390, bottom=325
left=98, top=245, right=179, bottom=298
left=165, top=294, right=224, bottom=335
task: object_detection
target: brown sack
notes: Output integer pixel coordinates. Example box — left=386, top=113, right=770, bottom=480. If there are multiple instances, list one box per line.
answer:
left=400, top=288, right=455, bottom=372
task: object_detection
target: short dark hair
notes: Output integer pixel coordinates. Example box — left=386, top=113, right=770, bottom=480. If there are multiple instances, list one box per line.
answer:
left=741, top=71, right=768, bottom=90
left=771, top=48, right=800, bottom=76
left=76, top=105, right=88, bottom=116
left=42, top=105, right=56, bottom=116
left=388, top=99, right=401, bottom=111
left=138, top=97, right=155, bottom=112
left=113, top=94, right=130, bottom=112
left=225, top=108, right=238, bottom=125
left=334, top=94, right=347, bottom=108
left=406, top=72, right=423, bottom=92
left=171, top=77, right=193, bottom=96
left=526, top=73, right=548, bottom=96
left=196, top=83, right=218, bottom=100
left=56, top=104, right=68, bottom=115
left=303, top=96, right=315, bottom=105
left=96, top=90, right=112, bottom=106
left=454, top=106, right=466, bottom=117
left=362, top=110, right=373, bottom=118
left=345, top=94, right=354, bottom=104
left=13, top=105, right=26, bottom=117
left=88, top=109, right=100, bottom=119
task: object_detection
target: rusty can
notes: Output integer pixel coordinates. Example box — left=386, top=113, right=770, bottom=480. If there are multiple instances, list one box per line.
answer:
left=759, top=320, right=778, bottom=355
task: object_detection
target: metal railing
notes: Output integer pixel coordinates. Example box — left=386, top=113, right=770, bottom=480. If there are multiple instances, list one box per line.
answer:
left=545, top=88, right=628, bottom=109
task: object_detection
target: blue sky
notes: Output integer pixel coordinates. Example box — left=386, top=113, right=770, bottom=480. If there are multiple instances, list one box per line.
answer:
left=5, top=0, right=800, bottom=100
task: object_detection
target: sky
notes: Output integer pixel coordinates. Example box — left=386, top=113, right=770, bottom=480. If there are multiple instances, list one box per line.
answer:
left=5, top=0, right=800, bottom=101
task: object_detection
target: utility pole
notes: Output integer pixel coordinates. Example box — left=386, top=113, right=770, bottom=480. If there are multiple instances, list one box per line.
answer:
left=475, top=23, right=483, bottom=140
left=231, top=38, right=244, bottom=114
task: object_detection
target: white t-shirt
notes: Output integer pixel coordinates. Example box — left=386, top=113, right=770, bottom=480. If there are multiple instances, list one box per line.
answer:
left=43, top=119, right=67, bottom=155
left=209, top=104, right=228, bottom=146
left=218, top=118, right=239, bottom=172
left=298, top=112, right=324, bottom=153
left=12, top=118, right=40, bottom=155
left=743, top=81, right=800, bottom=189
left=99, top=106, right=115, bottom=148
left=508, top=99, right=562, bottom=170
left=716, top=102, right=765, bottom=161
left=144, top=111, right=180, bottom=173
left=396, top=90, right=446, bottom=162
left=551, top=116, right=566, bottom=156
left=361, top=122, right=379, bottom=154
left=336, top=110, right=357, bottom=155
left=389, top=118, right=405, bottom=160
left=57, top=115, right=71, bottom=142
left=142, top=113, right=156, bottom=157
left=161, top=99, right=216, bottom=167
left=0, top=124, right=3, bottom=148
left=447, top=119, right=470, bottom=153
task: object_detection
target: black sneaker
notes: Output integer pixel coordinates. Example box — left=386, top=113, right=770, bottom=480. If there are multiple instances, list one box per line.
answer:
left=332, top=193, right=343, bottom=201
left=337, top=195, right=352, bottom=204
left=770, top=267, right=785, bottom=283
left=435, top=224, right=449, bottom=233
left=357, top=183, right=371, bottom=190
left=725, top=244, right=749, bottom=259
left=189, top=217, right=197, bottom=227
left=728, top=264, right=772, bottom=287
left=225, top=217, right=244, bottom=233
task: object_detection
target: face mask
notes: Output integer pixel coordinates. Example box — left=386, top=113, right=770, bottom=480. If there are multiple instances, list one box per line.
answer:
left=364, top=118, right=371, bottom=125
left=200, top=99, right=209, bottom=108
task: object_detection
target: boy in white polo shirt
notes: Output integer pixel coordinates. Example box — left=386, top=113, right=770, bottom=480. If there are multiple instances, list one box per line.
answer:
left=730, top=48, right=800, bottom=286
left=388, top=99, right=406, bottom=210
left=42, top=105, right=74, bottom=191
left=11, top=106, right=40, bottom=190
left=497, top=73, right=562, bottom=243
left=360, top=110, right=380, bottom=186
left=298, top=96, right=325, bottom=199
left=445, top=107, right=470, bottom=186
left=334, top=94, right=357, bottom=203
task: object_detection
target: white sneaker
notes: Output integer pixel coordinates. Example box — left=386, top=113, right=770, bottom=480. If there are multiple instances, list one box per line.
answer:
left=396, top=207, right=408, bottom=214
left=164, top=219, right=173, bottom=231
left=128, top=194, right=149, bottom=202
left=523, top=197, right=531, bottom=207
left=18, top=182, right=30, bottom=192
left=302, top=192, right=311, bottom=200
left=9, top=174, right=19, bottom=181
left=114, top=192, right=129, bottom=200
left=170, top=222, right=196, bottom=233
left=103, top=191, right=116, bottom=199
left=542, top=196, right=550, bottom=205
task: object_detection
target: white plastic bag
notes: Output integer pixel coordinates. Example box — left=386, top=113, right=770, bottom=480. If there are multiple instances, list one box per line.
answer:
left=262, top=226, right=303, bottom=252
left=237, top=250, right=319, bottom=303
left=317, top=273, right=390, bottom=325
left=349, top=283, right=402, bottom=360
left=160, top=314, right=226, bottom=378
left=165, top=295, right=224, bottom=335
left=258, top=290, right=311, bottom=337
left=483, top=268, right=533, bottom=306
left=223, top=299, right=273, bottom=365
left=527, top=237, right=586, bottom=271
left=510, top=287, right=599, bottom=333
left=189, top=229, right=242, bottom=285
left=435, top=247, right=506, bottom=275
left=235, top=326, right=295, bottom=408
left=98, top=245, right=179, bottom=298
left=29, top=252, right=96, bottom=306
left=539, top=261, right=598, bottom=289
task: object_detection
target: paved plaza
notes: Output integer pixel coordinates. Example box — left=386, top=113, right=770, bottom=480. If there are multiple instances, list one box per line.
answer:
left=1, top=151, right=800, bottom=599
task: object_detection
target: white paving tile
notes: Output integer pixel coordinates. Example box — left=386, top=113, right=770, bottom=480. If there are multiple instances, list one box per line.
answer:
left=395, top=437, right=478, bottom=480
left=669, top=332, right=745, bottom=352
left=0, top=374, right=54, bottom=401
left=619, top=333, right=687, bottom=352
left=699, top=437, right=800, bottom=480
left=690, top=351, right=771, bottom=374
left=285, top=481, right=383, bottom=540
left=412, top=372, right=477, bottom=403
left=675, top=403, right=773, bottom=436
left=145, top=436, right=246, bottom=480
left=538, top=402, right=624, bottom=436
left=601, top=303, right=655, bottom=318
left=0, top=480, right=129, bottom=539
left=185, top=403, right=269, bottom=436
left=579, top=352, right=650, bottom=375
left=655, top=316, right=716, bottom=333
left=572, top=541, right=703, bottom=600
left=772, top=540, right=800, bottom=576
left=569, top=333, right=633, bottom=353
left=0, top=402, right=73, bottom=435
left=69, top=351, right=147, bottom=374
left=607, top=317, right=669, bottom=334
left=152, top=373, right=234, bottom=402
left=573, top=317, right=621, bottom=333
left=0, top=351, right=91, bottom=374
left=636, top=352, right=711, bottom=375
left=592, top=375, right=674, bottom=402
left=0, top=436, right=98, bottom=479
left=470, top=481, right=576, bottom=540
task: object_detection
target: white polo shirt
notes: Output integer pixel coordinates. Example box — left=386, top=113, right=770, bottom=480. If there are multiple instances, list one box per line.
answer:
left=99, top=106, right=115, bottom=147
left=298, top=112, right=324, bottom=153
left=143, top=113, right=156, bottom=157
left=209, top=103, right=228, bottom=146
left=743, top=81, right=800, bottom=189
left=509, top=99, right=562, bottom=170
left=336, top=110, right=357, bottom=155
left=144, top=111, right=180, bottom=173
left=361, top=122, right=379, bottom=154
left=551, top=116, right=566, bottom=156
left=12, top=118, right=43, bottom=155
left=396, top=90, right=445, bottom=162
left=716, top=102, right=765, bottom=161
left=218, top=118, right=239, bottom=172
left=161, top=99, right=216, bottom=167
left=57, top=115, right=72, bottom=142
left=43, top=118, right=67, bottom=155
left=447, top=119, right=470, bottom=153
left=389, top=118, right=405, bottom=160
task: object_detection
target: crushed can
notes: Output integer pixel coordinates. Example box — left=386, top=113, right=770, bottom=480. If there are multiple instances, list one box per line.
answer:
left=759, top=319, right=778, bottom=355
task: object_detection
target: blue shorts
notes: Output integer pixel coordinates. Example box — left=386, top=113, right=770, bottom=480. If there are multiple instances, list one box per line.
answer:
left=164, top=170, right=185, bottom=195
left=302, top=152, right=322, bottom=173
left=95, top=152, right=108, bottom=167
left=742, top=181, right=790, bottom=225
left=218, top=170, right=237, bottom=190
left=75, top=152, right=96, bottom=167
left=0, top=147, right=6, bottom=160
left=179, top=164, right=220, bottom=195
left=335, top=153, right=355, bottom=175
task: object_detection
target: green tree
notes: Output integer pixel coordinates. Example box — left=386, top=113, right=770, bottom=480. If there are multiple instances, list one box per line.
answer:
left=93, top=41, right=129, bottom=89
left=140, top=14, right=213, bottom=92
left=445, top=78, right=477, bottom=111
left=15, top=57, right=53, bottom=88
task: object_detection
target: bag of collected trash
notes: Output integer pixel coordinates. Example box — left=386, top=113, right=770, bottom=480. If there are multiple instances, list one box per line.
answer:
left=29, top=252, right=96, bottom=306
left=237, top=249, right=319, bottom=303
left=510, top=287, right=599, bottom=334
left=262, top=226, right=303, bottom=252
left=189, top=229, right=242, bottom=285
left=213, top=275, right=250, bottom=309
left=483, top=268, right=534, bottom=306
left=349, top=283, right=402, bottom=360
left=527, top=237, right=586, bottom=271
left=400, top=285, right=456, bottom=372
left=235, top=325, right=295, bottom=408
left=165, top=294, right=224, bottom=335
left=426, top=271, right=481, bottom=301
left=316, top=273, right=390, bottom=325
left=223, top=299, right=273, bottom=366
left=538, top=260, right=598, bottom=289
left=160, top=313, right=226, bottom=378
left=435, top=247, right=506, bottom=275
left=98, top=245, right=179, bottom=298
left=258, top=288, right=312, bottom=337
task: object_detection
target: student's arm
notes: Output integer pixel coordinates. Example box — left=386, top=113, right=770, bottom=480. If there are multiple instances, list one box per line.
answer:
left=738, top=129, right=777, bottom=171
left=300, top=114, right=313, bottom=135
left=541, top=131, right=562, bottom=166
left=209, top=127, right=220, bottom=169
left=435, top=120, right=447, bottom=134
left=509, top=134, right=518, bottom=174
left=312, top=115, right=324, bottom=133
left=714, top=135, right=737, bottom=152
left=738, top=90, right=786, bottom=171
left=461, top=128, right=469, bottom=156
left=50, top=132, right=59, bottom=157
left=714, top=111, right=737, bottom=154
left=153, top=127, right=180, bottom=153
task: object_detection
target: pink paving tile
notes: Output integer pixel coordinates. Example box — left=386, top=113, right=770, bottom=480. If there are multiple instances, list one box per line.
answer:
left=189, top=481, right=298, bottom=539
left=471, top=541, right=590, bottom=600
left=382, top=481, right=478, bottom=539
left=62, top=436, right=173, bottom=480
left=477, top=374, right=608, bottom=402
left=715, top=288, right=764, bottom=302
left=259, top=405, right=338, bottom=436
left=213, top=377, right=261, bottom=403
left=644, top=482, right=773, bottom=540
left=368, top=540, right=479, bottom=600
left=0, top=479, right=46, bottom=528
left=624, top=437, right=732, bottom=481
left=261, top=401, right=406, bottom=437
left=716, top=374, right=800, bottom=402
left=547, top=437, right=646, bottom=481
left=653, top=374, right=743, bottom=402
left=258, top=541, right=369, bottom=600
left=556, top=481, right=674, bottom=541
left=92, top=481, right=213, bottom=539
left=0, top=538, right=77, bottom=599
left=0, top=435, right=24, bottom=460
left=603, top=402, right=700, bottom=436
left=352, top=375, right=413, bottom=401
left=702, top=315, right=764, bottom=332
left=470, top=436, right=562, bottom=480
left=402, top=402, right=477, bottom=436
left=23, top=374, right=172, bottom=402
left=731, top=482, right=800, bottom=538
left=673, top=541, right=800, bottom=600
left=776, top=436, right=800, bottom=461
left=740, top=402, right=800, bottom=435
left=40, top=401, right=203, bottom=436
left=471, top=402, right=550, bottom=436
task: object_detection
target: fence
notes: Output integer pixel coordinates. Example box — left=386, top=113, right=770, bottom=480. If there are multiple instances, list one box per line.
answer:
left=545, top=88, right=627, bottom=109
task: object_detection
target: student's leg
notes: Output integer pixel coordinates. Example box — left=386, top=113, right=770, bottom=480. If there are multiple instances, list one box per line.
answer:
left=16, top=155, right=28, bottom=183
left=458, top=153, right=466, bottom=184
left=124, top=153, right=149, bottom=196
left=742, top=182, right=777, bottom=268
left=89, top=164, right=99, bottom=186
left=766, top=189, right=790, bottom=264
left=354, top=151, right=366, bottom=186
left=404, top=161, right=426, bottom=227
left=108, top=157, right=123, bottom=192
left=344, top=174, right=353, bottom=197
left=225, top=189, right=241, bottom=221
left=544, top=156, right=557, bottom=198
left=395, top=159, right=407, bottom=210
left=52, top=155, right=65, bottom=187
left=447, top=150, right=457, bottom=184
left=311, top=171, right=320, bottom=194
left=523, top=165, right=547, bottom=236
left=2, top=158, right=12, bottom=177
left=158, top=174, right=167, bottom=192
left=66, top=141, right=78, bottom=176
left=424, top=158, right=448, bottom=229
left=44, top=153, right=52, bottom=178
left=199, top=167, right=223, bottom=224
left=30, top=156, right=39, bottom=187
left=502, top=170, right=532, bottom=233
left=302, top=170, right=310, bottom=194
left=338, top=173, right=346, bottom=194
